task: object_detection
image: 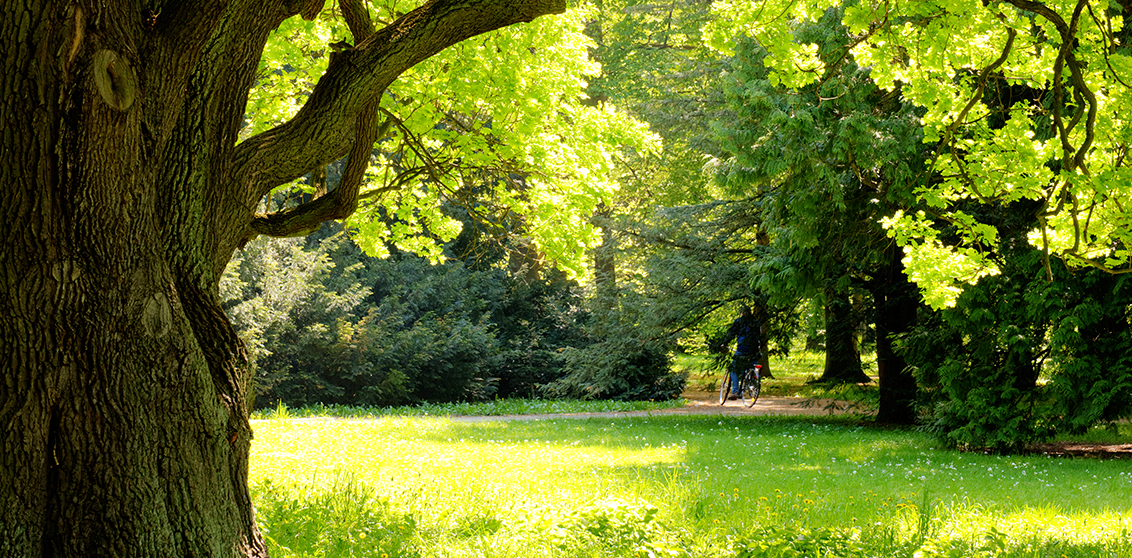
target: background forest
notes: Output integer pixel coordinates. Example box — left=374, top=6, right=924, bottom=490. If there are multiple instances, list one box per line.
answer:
left=224, top=0, right=1132, bottom=452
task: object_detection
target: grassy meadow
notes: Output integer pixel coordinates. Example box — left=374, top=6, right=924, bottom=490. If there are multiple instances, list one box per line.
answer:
left=249, top=411, right=1132, bottom=557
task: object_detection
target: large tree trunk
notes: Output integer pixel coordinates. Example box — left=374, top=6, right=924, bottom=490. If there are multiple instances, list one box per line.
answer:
left=873, top=243, right=918, bottom=424
left=0, top=0, right=565, bottom=556
left=0, top=2, right=280, bottom=553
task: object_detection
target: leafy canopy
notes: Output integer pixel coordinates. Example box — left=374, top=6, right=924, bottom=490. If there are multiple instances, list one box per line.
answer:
left=248, top=0, right=659, bottom=278
left=707, top=0, right=1132, bottom=307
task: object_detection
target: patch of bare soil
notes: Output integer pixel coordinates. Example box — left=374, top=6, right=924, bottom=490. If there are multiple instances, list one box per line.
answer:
left=447, top=391, right=864, bottom=423
left=1025, top=442, right=1132, bottom=459
left=670, top=390, right=864, bottom=417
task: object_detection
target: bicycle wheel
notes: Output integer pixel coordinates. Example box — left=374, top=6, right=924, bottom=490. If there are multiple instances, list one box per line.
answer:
left=741, top=366, right=761, bottom=407
left=718, top=374, right=732, bottom=405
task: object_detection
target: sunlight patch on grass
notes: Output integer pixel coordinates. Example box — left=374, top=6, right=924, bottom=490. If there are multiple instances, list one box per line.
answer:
left=251, top=414, right=1132, bottom=558
left=250, top=417, right=687, bottom=520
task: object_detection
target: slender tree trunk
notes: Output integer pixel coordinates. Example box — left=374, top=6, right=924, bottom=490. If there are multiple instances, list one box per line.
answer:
left=817, top=280, right=871, bottom=384
left=508, top=235, right=544, bottom=282
left=592, top=202, right=618, bottom=314
left=873, top=243, right=918, bottom=424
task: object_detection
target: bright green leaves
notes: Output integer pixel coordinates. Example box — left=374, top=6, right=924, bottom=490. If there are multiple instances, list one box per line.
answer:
left=711, top=0, right=1132, bottom=306
left=351, top=4, right=657, bottom=276
left=856, top=0, right=1132, bottom=277
left=247, top=2, right=658, bottom=277
left=706, top=0, right=830, bottom=88
left=244, top=12, right=343, bottom=140
left=882, top=210, right=1001, bottom=309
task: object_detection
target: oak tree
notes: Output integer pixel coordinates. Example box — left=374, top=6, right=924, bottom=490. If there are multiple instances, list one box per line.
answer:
left=0, top=0, right=575, bottom=555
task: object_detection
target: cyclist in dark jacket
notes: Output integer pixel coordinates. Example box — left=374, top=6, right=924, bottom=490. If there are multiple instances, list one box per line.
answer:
left=721, top=305, right=762, bottom=400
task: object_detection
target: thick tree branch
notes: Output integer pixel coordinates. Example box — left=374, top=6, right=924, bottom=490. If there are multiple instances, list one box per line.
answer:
left=249, top=0, right=385, bottom=238
left=248, top=109, right=391, bottom=237
left=231, top=0, right=567, bottom=208
left=338, top=0, right=376, bottom=38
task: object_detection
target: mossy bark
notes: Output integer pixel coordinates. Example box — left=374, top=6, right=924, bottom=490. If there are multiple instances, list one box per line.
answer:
left=0, top=0, right=565, bottom=555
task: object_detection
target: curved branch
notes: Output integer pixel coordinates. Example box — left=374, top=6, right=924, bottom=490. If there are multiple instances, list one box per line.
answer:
left=945, top=28, right=1015, bottom=140
left=248, top=111, right=391, bottom=237
left=232, top=0, right=567, bottom=207
left=1005, top=0, right=1096, bottom=174
left=250, top=0, right=385, bottom=239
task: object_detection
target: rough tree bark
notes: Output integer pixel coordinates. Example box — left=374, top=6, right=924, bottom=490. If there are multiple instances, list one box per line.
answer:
left=0, top=0, right=565, bottom=556
left=872, top=242, right=918, bottom=424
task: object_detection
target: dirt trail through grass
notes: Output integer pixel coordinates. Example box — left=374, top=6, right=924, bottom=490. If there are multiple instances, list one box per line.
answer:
left=448, top=391, right=861, bottom=422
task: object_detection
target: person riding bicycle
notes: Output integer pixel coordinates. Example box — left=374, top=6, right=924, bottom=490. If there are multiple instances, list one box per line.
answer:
left=720, top=305, right=763, bottom=400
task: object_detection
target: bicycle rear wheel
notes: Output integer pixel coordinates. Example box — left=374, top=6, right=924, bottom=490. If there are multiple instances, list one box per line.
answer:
left=741, top=367, right=761, bottom=407
left=718, top=374, right=731, bottom=405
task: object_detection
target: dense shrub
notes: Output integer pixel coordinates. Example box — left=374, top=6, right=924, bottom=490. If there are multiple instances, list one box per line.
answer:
left=489, top=270, right=590, bottom=398
left=223, top=230, right=625, bottom=409
left=901, top=242, right=1132, bottom=451
left=544, top=289, right=686, bottom=401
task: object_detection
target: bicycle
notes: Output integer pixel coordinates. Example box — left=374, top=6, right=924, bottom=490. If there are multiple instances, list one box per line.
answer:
left=718, top=363, right=762, bottom=408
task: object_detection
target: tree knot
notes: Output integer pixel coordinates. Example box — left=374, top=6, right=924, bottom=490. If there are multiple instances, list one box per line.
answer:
left=92, top=50, right=137, bottom=111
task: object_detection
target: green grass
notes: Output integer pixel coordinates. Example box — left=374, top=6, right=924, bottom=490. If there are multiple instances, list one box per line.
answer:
left=249, top=414, right=1132, bottom=557
left=250, top=397, right=685, bottom=420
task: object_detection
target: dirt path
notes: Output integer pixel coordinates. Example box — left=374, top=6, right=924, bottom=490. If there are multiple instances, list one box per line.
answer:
left=281, top=397, right=1132, bottom=458
left=449, top=391, right=863, bottom=423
